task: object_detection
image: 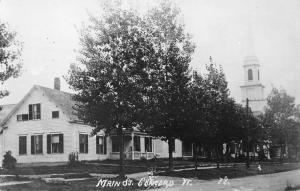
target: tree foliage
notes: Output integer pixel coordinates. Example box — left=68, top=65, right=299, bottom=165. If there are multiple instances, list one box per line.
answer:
left=66, top=3, right=155, bottom=177
left=263, top=88, right=296, bottom=145
left=66, top=0, right=267, bottom=175
left=140, top=1, right=195, bottom=170
left=66, top=6, right=153, bottom=134
left=0, top=22, right=22, bottom=98
left=261, top=88, right=300, bottom=160
left=186, top=60, right=262, bottom=167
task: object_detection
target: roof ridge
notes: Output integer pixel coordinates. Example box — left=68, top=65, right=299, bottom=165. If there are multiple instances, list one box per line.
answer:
left=0, top=103, right=17, bottom=107
left=1, top=85, right=78, bottom=127
left=34, top=84, right=74, bottom=95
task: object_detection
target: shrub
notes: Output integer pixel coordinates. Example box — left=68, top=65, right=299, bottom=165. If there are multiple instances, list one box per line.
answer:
left=150, top=154, right=160, bottom=162
left=68, top=151, right=80, bottom=167
left=2, top=151, right=17, bottom=170
left=140, top=156, right=147, bottom=162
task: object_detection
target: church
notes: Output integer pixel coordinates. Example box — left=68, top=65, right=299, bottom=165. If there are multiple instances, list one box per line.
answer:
left=240, top=54, right=267, bottom=116
left=240, top=18, right=267, bottom=116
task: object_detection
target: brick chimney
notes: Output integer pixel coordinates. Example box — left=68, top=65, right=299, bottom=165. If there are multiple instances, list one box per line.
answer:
left=54, top=77, right=60, bottom=91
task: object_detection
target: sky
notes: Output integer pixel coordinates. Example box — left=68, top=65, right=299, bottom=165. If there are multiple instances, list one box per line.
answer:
left=0, top=0, right=299, bottom=105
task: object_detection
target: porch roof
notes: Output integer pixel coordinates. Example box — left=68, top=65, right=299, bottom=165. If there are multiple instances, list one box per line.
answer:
left=108, top=129, right=149, bottom=137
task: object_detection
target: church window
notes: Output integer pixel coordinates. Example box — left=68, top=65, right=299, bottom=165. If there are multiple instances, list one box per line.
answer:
left=248, top=69, right=253, bottom=81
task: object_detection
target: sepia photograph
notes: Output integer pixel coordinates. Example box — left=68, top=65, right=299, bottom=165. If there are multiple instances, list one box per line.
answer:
left=0, top=0, right=299, bottom=190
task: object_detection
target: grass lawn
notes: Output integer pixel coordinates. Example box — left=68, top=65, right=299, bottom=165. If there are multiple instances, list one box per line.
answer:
left=0, top=159, right=195, bottom=176
left=0, top=163, right=148, bottom=175
left=0, top=177, right=151, bottom=191
left=158, top=163, right=300, bottom=180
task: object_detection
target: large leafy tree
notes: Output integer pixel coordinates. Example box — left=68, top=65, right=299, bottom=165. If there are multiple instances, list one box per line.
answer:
left=186, top=61, right=262, bottom=168
left=183, top=71, right=208, bottom=167
left=0, top=22, right=22, bottom=98
left=202, top=60, right=230, bottom=168
left=141, top=1, right=195, bottom=171
left=263, top=88, right=298, bottom=160
left=66, top=3, right=155, bottom=178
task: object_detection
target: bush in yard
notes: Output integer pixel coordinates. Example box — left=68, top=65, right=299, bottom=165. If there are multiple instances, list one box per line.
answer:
left=140, top=156, right=147, bottom=162
left=150, top=154, right=160, bottom=162
left=68, top=151, right=80, bottom=167
left=2, top=151, right=17, bottom=170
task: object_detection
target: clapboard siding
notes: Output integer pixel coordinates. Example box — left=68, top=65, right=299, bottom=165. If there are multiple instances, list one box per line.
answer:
left=70, top=123, right=109, bottom=161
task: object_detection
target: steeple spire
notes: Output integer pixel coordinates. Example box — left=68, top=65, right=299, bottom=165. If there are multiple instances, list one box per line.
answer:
left=240, top=0, right=266, bottom=115
left=245, top=0, right=256, bottom=58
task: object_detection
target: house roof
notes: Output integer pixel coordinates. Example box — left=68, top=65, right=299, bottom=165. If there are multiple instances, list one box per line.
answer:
left=0, top=104, right=17, bottom=124
left=0, top=85, right=78, bottom=127
left=36, top=85, right=78, bottom=121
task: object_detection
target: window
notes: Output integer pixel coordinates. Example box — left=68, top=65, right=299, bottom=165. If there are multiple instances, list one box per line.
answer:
left=47, top=134, right=63, bottom=154
left=29, top=104, right=41, bottom=120
left=258, top=70, right=260, bottom=80
left=112, top=137, right=120, bottom=152
left=170, top=139, right=175, bottom=152
left=52, top=111, right=59, bottom=118
left=145, top=137, right=152, bottom=152
left=134, top=136, right=140, bottom=151
left=79, top=134, right=88, bottom=153
left=31, top=135, right=43, bottom=154
left=19, top=136, right=27, bottom=155
left=248, top=69, right=253, bottom=81
left=96, top=136, right=107, bottom=154
left=17, top=114, right=29, bottom=121
left=182, top=141, right=192, bottom=156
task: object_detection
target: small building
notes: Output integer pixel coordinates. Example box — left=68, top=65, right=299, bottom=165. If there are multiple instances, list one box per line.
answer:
left=0, top=79, right=192, bottom=167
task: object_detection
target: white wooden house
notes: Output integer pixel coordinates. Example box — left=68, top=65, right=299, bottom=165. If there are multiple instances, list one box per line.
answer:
left=0, top=79, right=193, bottom=166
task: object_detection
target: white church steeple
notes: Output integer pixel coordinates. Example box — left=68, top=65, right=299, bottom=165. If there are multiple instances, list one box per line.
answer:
left=240, top=2, right=266, bottom=115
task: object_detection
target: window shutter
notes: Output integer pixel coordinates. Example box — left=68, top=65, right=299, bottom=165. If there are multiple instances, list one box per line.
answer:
left=29, top=104, right=33, bottom=120
left=59, top=134, right=64, bottom=153
left=144, top=137, right=147, bottom=152
left=47, top=135, right=51, bottom=154
left=96, top=136, right=99, bottom=154
left=19, top=136, right=27, bottom=155
left=23, top=114, right=29, bottom=121
left=39, top=135, right=43, bottom=153
left=104, top=137, right=107, bottom=154
left=37, top=104, right=41, bottom=119
left=31, top=136, right=34, bottom=154
left=85, top=135, right=88, bottom=153
left=79, top=134, right=82, bottom=153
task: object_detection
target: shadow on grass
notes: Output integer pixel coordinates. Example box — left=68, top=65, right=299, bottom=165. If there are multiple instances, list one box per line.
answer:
left=0, top=163, right=148, bottom=175
left=0, top=177, right=151, bottom=191
left=158, top=163, right=300, bottom=180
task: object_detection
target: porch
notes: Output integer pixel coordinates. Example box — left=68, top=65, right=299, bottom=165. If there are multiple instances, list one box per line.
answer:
left=109, top=131, right=154, bottom=160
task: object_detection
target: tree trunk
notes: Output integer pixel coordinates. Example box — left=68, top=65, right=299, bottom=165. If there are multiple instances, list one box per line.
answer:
left=118, top=129, right=125, bottom=178
left=296, top=146, right=299, bottom=161
left=216, top=145, right=220, bottom=169
left=194, top=143, right=198, bottom=170
left=280, top=145, right=284, bottom=162
left=285, top=139, right=289, bottom=161
left=246, top=137, right=250, bottom=168
left=168, top=138, right=174, bottom=171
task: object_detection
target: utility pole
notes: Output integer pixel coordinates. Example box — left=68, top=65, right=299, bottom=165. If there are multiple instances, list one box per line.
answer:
left=246, top=98, right=250, bottom=168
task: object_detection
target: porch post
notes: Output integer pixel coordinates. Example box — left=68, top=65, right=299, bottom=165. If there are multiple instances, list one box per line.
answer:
left=192, top=143, right=194, bottom=157
left=131, top=132, right=134, bottom=160
left=153, top=137, right=155, bottom=156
